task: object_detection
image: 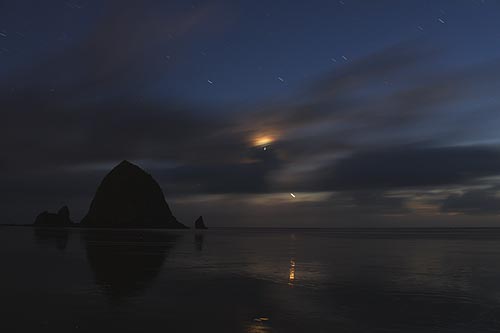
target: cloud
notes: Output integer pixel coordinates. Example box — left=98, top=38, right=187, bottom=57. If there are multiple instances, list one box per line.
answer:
left=1, top=0, right=227, bottom=100
left=441, top=188, right=500, bottom=215
left=310, top=146, right=500, bottom=191
left=3, top=30, right=500, bottom=224
left=156, top=146, right=283, bottom=195
left=247, top=43, right=500, bottom=155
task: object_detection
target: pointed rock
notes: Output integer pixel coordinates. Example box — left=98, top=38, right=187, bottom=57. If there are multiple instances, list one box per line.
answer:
left=194, top=216, right=208, bottom=229
left=81, top=160, right=187, bottom=229
left=58, top=206, right=70, bottom=220
left=34, top=206, right=73, bottom=226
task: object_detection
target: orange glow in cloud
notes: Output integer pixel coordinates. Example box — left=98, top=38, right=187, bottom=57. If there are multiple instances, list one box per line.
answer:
left=253, top=135, right=275, bottom=147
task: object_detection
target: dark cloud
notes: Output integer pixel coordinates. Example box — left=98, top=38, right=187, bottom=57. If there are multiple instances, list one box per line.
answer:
left=347, top=190, right=410, bottom=215
left=159, top=145, right=500, bottom=195
left=157, top=146, right=282, bottom=195
left=441, top=189, right=500, bottom=215
left=311, top=146, right=500, bottom=191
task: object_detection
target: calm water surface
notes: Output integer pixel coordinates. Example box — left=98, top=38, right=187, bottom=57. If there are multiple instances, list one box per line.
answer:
left=2, top=227, right=500, bottom=332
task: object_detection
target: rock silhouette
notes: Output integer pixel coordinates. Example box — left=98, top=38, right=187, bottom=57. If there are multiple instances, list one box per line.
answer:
left=194, top=216, right=208, bottom=229
left=34, top=206, right=73, bottom=226
left=81, top=160, right=187, bottom=228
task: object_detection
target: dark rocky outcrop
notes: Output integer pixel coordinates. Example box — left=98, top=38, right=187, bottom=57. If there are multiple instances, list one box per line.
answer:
left=34, top=206, right=73, bottom=226
left=81, top=160, right=187, bottom=229
left=194, top=215, right=208, bottom=229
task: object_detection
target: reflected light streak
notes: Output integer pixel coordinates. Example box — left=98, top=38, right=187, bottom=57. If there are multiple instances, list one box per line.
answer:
left=246, top=317, right=271, bottom=333
left=288, top=259, right=296, bottom=286
left=245, top=323, right=272, bottom=333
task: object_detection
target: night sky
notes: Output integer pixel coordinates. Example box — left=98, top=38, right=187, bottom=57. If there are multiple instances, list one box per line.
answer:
left=2, top=0, right=500, bottom=227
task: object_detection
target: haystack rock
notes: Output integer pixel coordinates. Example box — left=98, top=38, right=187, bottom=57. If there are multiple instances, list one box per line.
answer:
left=80, top=160, right=187, bottom=229
left=34, top=206, right=73, bottom=226
left=194, top=216, right=208, bottom=229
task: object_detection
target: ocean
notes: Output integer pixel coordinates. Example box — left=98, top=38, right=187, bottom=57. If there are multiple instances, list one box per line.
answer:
left=2, top=226, right=500, bottom=332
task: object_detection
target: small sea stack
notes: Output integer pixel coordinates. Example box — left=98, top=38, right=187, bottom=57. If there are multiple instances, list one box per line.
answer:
left=194, top=216, right=208, bottom=229
left=34, top=206, right=73, bottom=226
